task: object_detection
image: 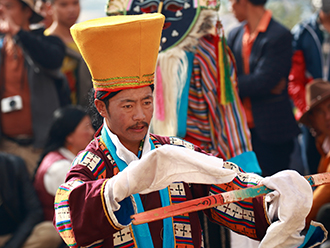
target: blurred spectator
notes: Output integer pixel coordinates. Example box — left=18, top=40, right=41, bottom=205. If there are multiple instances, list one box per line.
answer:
left=0, top=152, right=62, bottom=248
left=288, top=0, right=330, bottom=174
left=33, top=105, right=94, bottom=221
left=34, top=0, right=53, bottom=29
left=300, top=79, right=330, bottom=228
left=0, top=0, right=67, bottom=175
left=46, top=0, right=93, bottom=108
left=227, top=0, right=300, bottom=176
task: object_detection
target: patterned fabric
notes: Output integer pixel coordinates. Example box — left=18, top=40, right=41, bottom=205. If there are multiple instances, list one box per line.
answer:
left=107, top=136, right=195, bottom=248
left=54, top=136, right=199, bottom=247
left=93, top=74, right=154, bottom=93
left=209, top=162, right=264, bottom=240
left=54, top=150, right=109, bottom=247
left=55, top=179, right=86, bottom=247
left=186, top=35, right=251, bottom=159
left=171, top=182, right=195, bottom=248
left=54, top=134, right=267, bottom=247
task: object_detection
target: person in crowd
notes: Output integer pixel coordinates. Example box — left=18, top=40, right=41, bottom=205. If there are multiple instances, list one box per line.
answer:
left=299, top=79, right=330, bottom=231
left=0, top=0, right=67, bottom=175
left=46, top=0, right=92, bottom=108
left=0, top=152, right=63, bottom=248
left=53, top=13, right=326, bottom=248
left=288, top=0, right=330, bottom=175
left=34, top=0, right=53, bottom=29
left=33, top=105, right=94, bottom=221
left=227, top=0, right=300, bottom=176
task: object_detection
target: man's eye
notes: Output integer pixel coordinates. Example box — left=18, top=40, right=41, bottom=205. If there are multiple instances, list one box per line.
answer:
left=140, top=3, right=158, bottom=13
left=314, top=109, right=324, bottom=116
left=164, top=3, right=183, bottom=12
left=123, top=105, right=132, bottom=109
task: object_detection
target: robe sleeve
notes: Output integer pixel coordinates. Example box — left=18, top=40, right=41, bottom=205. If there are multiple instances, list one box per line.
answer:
left=154, top=134, right=270, bottom=240
left=54, top=150, right=135, bottom=247
left=191, top=162, right=269, bottom=241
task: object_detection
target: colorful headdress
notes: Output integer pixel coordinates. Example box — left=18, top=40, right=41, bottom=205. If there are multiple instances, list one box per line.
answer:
left=70, top=13, right=165, bottom=94
left=106, top=0, right=220, bottom=53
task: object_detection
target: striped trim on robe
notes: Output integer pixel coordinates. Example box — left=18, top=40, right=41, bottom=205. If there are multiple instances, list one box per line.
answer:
left=186, top=35, right=252, bottom=160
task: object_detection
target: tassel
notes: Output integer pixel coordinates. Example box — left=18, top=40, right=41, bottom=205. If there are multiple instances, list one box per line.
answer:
left=155, top=65, right=165, bottom=121
left=215, top=21, right=235, bottom=105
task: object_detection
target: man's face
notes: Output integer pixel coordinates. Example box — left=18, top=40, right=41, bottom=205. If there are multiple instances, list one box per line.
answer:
left=101, top=87, right=154, bottom=151
left=0, top=0, right=31, bottom=27
left=66, top=115, right=95, bottom=153
left=322, top=0, right=330, bottom=15
left=52, top=0, right=80, bottom=28
left=310, top=97, right=330, bottom=136
left=35, top=0, right=53, bottom=28
left=229, top=0, right=247, bottom=23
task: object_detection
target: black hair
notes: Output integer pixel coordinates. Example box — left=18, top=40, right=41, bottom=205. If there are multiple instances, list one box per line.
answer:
left=21, top=1, right=29, bottom=9
left=237, top=0, right=267, bottom=5
left=87, top=88, right=104, bottom=131
left=34, top=0, right=49, bottom=3
left=33, top=105, right=87, bottom=180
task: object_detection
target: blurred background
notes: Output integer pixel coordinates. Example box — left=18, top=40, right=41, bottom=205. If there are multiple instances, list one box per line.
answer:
left=78, top=0, right=107, bottom=22
left=79, top=0, right=319, bottom=32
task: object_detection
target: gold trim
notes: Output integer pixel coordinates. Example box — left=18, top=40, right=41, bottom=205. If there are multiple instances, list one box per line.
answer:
left=93, top=73, right=154, bottom=83
left=100, top=179, right=121, bottom=230
left=167, top=185, right=176, bottom=247
left=263, top=195, right=271, bottom=225
left=129, top=225, right=138, bottom=247
left=93, top=81, right=153, bottom=89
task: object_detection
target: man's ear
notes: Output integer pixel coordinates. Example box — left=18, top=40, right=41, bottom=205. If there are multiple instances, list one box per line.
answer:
left=45, top=2, right=53, bottom=13
left=94, top=99, right=107, bottom=118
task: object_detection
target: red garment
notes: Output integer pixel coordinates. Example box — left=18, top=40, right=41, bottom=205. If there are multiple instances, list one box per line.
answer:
left=34, top=150, right=67, bottom=221
left=0, top=37, right=33, bottom=137
left=288, top=50, right=313, bottom=120
left=54, top=133, right=269, bottom=247
left=241, top=10, right=272, bottom=128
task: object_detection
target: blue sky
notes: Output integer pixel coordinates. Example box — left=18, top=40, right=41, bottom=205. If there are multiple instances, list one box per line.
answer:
left=78, top=0, right=107, bottom=22
left=77, top=0, right=315, bottom=30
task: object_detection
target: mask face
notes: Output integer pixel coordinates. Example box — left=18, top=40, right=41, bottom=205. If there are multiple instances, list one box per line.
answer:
left=322, top=0, right=330, bottom=14
left=126, top=0, right=200, bottom=52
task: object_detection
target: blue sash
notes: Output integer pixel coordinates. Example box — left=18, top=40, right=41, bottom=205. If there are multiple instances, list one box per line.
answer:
left=177, top=51, right=194, bottom=138
left=101, top=127, right=175, bottom=248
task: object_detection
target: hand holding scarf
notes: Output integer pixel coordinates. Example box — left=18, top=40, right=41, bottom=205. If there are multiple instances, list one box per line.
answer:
left=260, top=170, right=313, bottom=248
left=105, top=144, right=237, bottom=211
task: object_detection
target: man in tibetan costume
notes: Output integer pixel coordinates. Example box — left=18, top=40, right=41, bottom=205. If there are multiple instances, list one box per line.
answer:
left=54, top=13, right=326, bottom=248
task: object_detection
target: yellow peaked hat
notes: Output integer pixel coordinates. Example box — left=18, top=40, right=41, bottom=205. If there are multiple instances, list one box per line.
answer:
left=70, top=13, right=165, bottom=93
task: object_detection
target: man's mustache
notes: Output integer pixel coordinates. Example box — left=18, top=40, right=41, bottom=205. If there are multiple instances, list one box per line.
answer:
left=127, top=122, right=149, bottom=130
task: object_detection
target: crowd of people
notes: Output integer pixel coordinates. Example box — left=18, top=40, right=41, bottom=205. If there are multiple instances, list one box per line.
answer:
left=1, top=0, right=330, bottom=247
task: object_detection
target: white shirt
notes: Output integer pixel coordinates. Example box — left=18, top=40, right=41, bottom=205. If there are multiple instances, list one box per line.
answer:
left=44, top=147, right=76, bottom=196
left=103, top=119, right=152, bottom=165
left=322, top=135, right=330, bottom=155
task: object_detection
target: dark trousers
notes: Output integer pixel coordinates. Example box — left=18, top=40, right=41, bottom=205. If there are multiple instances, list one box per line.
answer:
left=301, top=125, right=321, bottom=175
left=250, top=129, right=295, bottom=177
